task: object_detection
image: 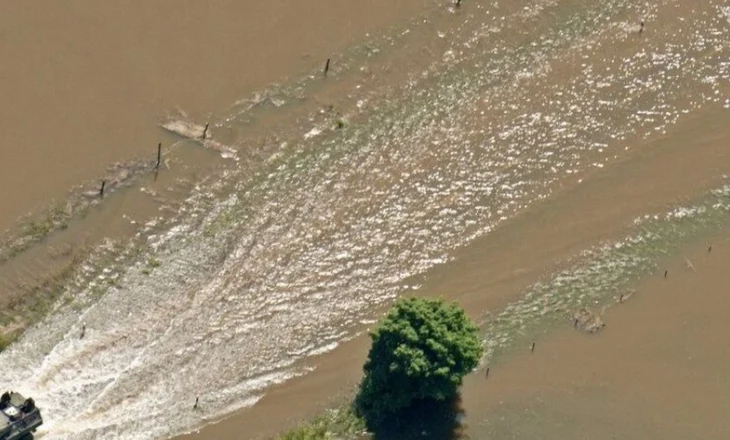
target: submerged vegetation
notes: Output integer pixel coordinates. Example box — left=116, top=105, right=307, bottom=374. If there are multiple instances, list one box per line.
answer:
left=0, top=157, right=157, bottom=264
left=277, top=407, right=364, bottom=440
left=0, top=203, right=74, bottom=264
left=0, top=248, right=91, bottom=349
left=0, top=213, right=168, bottom=354
left=0, top=334, right=11, bottom=353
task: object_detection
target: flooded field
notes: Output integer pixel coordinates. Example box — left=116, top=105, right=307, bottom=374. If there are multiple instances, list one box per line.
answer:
left=464, top=227, right=730, bottom=439
left=0, top=0, right=434, bottom=231
left=0, top=0, right=729, bottom=439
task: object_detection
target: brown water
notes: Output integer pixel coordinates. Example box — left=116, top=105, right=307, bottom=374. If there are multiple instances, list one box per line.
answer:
left=0, top=0, right=729, bottom=439
left=0, top=0, right=438, bottom=351
left=0, top=0, right=433, bottom=231
left=179, top=102, right=730, bottom=440
left=465, top=233, right=730, bottom=439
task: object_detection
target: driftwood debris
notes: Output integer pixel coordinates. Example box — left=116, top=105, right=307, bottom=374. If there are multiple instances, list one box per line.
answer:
left=572, top=307, right=605, bottom=333
left=159, top=118, right=238, bottom=160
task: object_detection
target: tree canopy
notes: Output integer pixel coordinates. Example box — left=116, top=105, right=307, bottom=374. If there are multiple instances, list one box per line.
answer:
left=355, top=297, right=482, bottom=426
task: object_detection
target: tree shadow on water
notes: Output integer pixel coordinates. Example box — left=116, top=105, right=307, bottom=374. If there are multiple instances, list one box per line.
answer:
left=371, top=395, right=467, bottom=440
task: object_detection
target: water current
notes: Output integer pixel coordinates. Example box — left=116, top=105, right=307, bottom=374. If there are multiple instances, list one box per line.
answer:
left=1, top=0, right=729, bottom=439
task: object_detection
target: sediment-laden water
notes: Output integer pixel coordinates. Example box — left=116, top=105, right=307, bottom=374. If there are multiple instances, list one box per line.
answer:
left=1, top=0, right=729, bottom=439
left=480, top=184, right=730, bottom=361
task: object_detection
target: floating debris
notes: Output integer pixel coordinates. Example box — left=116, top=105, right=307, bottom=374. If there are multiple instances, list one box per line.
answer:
left=159, top=118, right=238, bottom=160
left=573, top=308, right=605, bottom=333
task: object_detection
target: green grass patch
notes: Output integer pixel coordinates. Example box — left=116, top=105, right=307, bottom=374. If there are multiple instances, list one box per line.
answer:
left=0, top=334, right=10, bottom=353
left=277, top=407, right=365, bottom=440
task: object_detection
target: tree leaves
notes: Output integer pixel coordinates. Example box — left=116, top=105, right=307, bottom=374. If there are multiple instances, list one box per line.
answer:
left=356, top=297, right=482, bottom=427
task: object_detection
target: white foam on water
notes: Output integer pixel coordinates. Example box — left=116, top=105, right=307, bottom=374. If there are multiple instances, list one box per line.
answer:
left=1, top=0, right=729, bottom=439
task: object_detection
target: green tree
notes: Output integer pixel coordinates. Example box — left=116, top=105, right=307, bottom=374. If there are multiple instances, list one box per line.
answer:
left=355, top=297, right=482, bottom=426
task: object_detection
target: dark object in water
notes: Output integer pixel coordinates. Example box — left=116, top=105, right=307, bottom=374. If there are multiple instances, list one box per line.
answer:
left=324, top=58, right=331, bottom=77
left=0, top=391, right=43, bottom=440
left=156, top=142, right=162, bottom=169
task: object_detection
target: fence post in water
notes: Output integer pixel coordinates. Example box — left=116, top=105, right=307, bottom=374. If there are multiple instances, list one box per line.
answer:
left=456, top=0, right=462, bottom=7
left=202, top=123, right=209, bottom=140
left=531, top=342, right=536, bottom=353
left=485, top=367, right=490, bottom=379
left=100, top=180, right=106, bottom=199
left=664, top=270, right=668, bottom=279
left=156, top=143, right=162, bottom=169
left=324, top=58, right=331, bottom=77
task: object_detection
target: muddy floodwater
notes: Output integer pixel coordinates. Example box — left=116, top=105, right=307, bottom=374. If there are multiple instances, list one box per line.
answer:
left=464, top=232, right=730, bottom=440
left=0, top=0, right=431, bottom=231
left=1, top=0, right=729, bottom=439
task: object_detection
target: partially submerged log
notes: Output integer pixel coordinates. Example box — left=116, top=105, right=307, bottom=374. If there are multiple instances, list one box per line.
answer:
left=159, top=118, right=238, bottom=160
